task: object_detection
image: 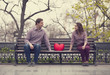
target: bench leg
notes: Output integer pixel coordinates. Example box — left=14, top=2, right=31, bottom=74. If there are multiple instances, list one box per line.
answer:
left=93, top=52, right=97, bottom=66
left=14, top=52, right=18, bottom=66
left=59, top=53, right=62, bottom=64
left=105, top=53, right=107, bottom=63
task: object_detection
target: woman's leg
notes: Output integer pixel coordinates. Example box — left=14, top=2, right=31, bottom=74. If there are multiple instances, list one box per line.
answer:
left=77, top=45, right=86, bottom=63
left=85, top=45, right=90, bottom=62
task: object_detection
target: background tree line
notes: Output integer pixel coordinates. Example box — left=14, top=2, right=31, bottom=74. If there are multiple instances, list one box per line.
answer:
left=0, top=0, right=110, bottom=42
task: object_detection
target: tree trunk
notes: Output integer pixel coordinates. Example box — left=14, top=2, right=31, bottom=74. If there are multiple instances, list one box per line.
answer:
left=18, top=0, right=28, bottom=38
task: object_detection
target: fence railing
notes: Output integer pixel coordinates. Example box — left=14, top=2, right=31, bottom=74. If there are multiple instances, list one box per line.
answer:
left=0, top=42, right=110, bottom=64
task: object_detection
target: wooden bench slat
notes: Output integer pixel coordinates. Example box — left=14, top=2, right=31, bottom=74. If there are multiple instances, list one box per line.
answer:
left=17, top=44, right=95, bottom=47
left=15, top=50, right=95, bottom=53
left=17, top=38, right=95, bottom=42
left=16, top=42, right=95, bottom=45
left=17, top=47, right=95, bottom=50
left=17, top=38, right=94, bottom=40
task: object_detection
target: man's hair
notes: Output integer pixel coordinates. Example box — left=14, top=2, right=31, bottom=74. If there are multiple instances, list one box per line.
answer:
left=35, top=18, right=43, bottom=25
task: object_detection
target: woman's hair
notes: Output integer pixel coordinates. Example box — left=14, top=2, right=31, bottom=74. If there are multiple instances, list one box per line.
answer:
left=76, top=22, right=84, bottom=35
left=35, top=18, right=43, bottom=25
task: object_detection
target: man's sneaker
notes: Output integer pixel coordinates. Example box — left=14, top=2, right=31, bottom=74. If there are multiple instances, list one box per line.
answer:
left=32, top=62, right=37, bottom=66
left=27, top=62, right=31, bottom=67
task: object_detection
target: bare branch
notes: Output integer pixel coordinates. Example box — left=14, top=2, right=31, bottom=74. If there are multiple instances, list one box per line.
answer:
left=11, top=10, right=19, bottom=15
left=1, top=17, right=8, bottom=42
left=39, top=1, right=47, bottom=7
left=29, top=18, right=35, bottom=22
left=3, top=0, right=8, bottom=4
left=10, top=4, right=19, bottom=12
left=51, top=1, right=65, bottom=8
left=43, top=25, right=48, bottom=28
left=88, top=18, right=108, bottom=36
left=97, top=5, right=110, bottom=20
left=3, top=0, right=9, bottom=11
left=30, top=0, right=38, bottom=5
left=18, top=0, right=22, bottom=8
left=51, top=17, right=71, bottom=38
left=0, top=9, right=19, bottom=31
left=24, top=0, right=50, bottom=22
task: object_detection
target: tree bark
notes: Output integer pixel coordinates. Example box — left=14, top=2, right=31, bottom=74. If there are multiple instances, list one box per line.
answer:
left=18, top=0, right=28, bottom=38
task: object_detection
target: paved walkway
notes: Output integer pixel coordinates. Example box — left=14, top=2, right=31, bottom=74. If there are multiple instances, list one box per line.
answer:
left=0, top=65, right=110, bottom=75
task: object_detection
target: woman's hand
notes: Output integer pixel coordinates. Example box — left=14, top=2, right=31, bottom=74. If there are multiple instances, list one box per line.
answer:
left=69, top=44, right=72, bottom=51
left=69, top=49, right=72, bottom=51
left=82, top=45, right=85, bottom=50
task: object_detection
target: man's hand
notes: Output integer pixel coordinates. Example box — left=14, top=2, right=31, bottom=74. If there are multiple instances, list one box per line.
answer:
left=82, top=46, right=85, bottom=50
left=49, top=50, right=52, bottom=51
left=69, top=49, right=72, bottom=51
left=29, top=44, right=34, bottom=50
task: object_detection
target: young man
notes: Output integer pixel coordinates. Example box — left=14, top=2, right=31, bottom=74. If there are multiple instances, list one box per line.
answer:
left=24, top=18, right=51, bottom=66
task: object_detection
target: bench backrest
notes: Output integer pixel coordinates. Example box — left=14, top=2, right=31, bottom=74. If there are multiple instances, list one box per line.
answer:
left=16, top=38, right=95, bottom=51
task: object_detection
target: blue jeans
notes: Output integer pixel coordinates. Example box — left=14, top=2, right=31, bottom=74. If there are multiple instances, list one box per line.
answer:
left=24, top=44, right=41, bottom=63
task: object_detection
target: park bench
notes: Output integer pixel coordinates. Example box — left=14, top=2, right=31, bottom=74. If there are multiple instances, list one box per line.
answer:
left=14, top=38, right=96, bottom=65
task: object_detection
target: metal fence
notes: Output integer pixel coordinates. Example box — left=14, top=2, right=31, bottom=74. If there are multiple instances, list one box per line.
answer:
left=95, top=42, right=110, bottom=64
left=0, top=42, right=110, bottom=64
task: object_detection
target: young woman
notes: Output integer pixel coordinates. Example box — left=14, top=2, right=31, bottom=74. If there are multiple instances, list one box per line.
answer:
left=69, top=22, right=90, bottom=66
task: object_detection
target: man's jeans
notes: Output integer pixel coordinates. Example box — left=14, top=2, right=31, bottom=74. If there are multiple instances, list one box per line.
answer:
left=24, top=44, right=41, bottom=63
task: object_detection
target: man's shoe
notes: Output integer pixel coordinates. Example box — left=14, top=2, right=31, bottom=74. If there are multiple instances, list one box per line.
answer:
left=28, top=62, right=31, bottom=67
left=32, top=62, right=37, bottom=66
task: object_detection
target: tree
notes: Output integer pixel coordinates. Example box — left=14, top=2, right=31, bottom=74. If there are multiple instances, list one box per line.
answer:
left=95, top=0, right=110, bottom=20
left=51, top=17, right=71, bottom=38
left=0, top=0, right=50, bottom=38
left=0, top=19, right=15, bottom=42
left=66, top=0, right=110, bottom=42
